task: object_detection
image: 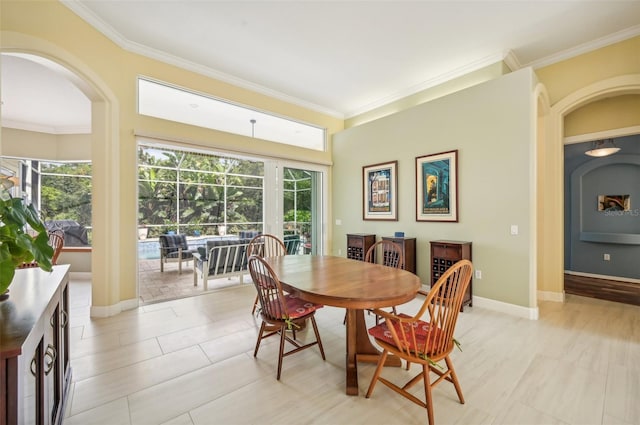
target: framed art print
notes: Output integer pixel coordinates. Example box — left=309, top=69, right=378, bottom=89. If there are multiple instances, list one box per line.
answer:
left=363, top=160, right=398, bottom=221
left=416, top=150, right=458, bottom=222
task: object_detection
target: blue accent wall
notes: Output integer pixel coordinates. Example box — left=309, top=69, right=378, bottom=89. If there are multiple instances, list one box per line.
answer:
left=564, top=134, right=640, bottom=279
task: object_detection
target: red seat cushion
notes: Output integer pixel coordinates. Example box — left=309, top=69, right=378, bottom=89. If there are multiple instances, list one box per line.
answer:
left=368, top=313, right=443, bottom=354
left=265, top=293, right=323, bottom=319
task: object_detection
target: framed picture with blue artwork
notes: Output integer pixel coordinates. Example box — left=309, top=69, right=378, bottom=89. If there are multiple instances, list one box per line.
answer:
left=363, top=160, right=398, bottom=221
left=416, top=150, right=458, bottom=222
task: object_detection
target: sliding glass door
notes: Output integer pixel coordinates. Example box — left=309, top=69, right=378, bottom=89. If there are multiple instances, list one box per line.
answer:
left=282, top=166, right=323, bottom=255
left=136, top=141, right=327, bottom=303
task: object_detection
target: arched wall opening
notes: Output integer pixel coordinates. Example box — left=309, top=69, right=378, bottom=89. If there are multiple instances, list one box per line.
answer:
left=548, top=74, right=640, bottom=297
left=1, top=31, right=122, bottom=316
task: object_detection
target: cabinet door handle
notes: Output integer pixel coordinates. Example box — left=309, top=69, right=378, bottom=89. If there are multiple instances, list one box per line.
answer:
left=30, top=356, right=37, bottom=377
left=60, top=309, right=68, bottom=328
left=44, top=344, right=57, bottom=376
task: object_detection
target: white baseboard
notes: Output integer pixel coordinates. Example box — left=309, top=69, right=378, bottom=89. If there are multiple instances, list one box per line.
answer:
left=90, top=298, right=139, bottom=318
left=537, top=290, right=565, bottom=302
left=472, top=295, right=539, bottom=320
left=69, top=271, right=92, bottom=281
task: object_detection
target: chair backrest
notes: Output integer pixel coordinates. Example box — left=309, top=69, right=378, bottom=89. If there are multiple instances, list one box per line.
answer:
left=365, top=240, right=404, bottom=269
left=247, top=255, right=290, bottom=321
left=376, top=259, right=473, bottom=361
left=283, top=234, right=301, bottom=255
left=47, top=229, right=64, bottom=265
left=159, top=234, right=188, bottom=253
left=247, top=234, right=287, bottom=258
left=204, top=239, right=251, bottom=273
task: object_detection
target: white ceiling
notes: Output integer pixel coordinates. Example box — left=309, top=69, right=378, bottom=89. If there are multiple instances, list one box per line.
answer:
left=2, top=0, right=640, bottom=134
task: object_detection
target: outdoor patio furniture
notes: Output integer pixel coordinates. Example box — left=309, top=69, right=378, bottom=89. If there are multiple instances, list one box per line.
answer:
left=193, top=237, right=253, bottom=290
left=159, top=233, right=196, bottom=274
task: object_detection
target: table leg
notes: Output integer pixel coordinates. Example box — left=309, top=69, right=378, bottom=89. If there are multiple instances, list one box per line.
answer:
left=345, top=308, right=402, bottom=396
left=345, top=308, right=359, bottom=395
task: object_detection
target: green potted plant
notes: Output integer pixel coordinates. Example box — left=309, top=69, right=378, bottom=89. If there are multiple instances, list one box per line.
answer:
left=0, top=177, right=54, bottom=297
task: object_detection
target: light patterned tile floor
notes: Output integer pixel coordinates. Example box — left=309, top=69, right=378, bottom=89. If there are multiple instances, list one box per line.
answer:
left=65, top=275, right=640, bottom=425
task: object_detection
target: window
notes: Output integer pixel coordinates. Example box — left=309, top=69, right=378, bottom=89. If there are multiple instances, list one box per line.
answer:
left=38, top=160, right=92, bottom=246
left=138, top=145, right=265, bottom=237
left=138, top=78, right=326, bottom=151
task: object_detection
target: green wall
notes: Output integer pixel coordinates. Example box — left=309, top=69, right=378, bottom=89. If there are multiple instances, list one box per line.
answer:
left=332, top=68, right=536, bottom=309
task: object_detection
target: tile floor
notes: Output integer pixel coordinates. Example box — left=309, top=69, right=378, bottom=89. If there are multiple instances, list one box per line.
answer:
left=138, top=258, right=248, bottom=304
left=64, top=274, right=640, bottom=424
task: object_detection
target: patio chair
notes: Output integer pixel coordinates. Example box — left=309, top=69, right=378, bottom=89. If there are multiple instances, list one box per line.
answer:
left=283, top=234, right=302, bottom=255
left=159, top=233, right=196, bottom=274
left=248, top=254, right=325, bottom=380
left=365, top=259, right=473, bottom=425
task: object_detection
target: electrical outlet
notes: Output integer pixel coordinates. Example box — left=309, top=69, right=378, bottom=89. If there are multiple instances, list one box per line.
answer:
left=510, top=225, right=518, bottom=235
left=604, top=253, right=610, bottom=261
left=338, top=248, right=342, bottom=256
left=475, top=270, right=482, bottom=279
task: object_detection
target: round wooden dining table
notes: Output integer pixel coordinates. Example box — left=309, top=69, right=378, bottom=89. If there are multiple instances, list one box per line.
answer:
left=263, top=255, right=421, bottom=395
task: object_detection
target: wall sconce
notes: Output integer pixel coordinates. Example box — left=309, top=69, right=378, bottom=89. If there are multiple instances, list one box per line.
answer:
left=585, top=139, right=620, bottom=157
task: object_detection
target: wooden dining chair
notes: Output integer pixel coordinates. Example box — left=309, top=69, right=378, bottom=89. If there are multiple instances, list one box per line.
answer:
left=247, top=234, right=287, bottom=314
left=364, top=239, right=405, bottom=325
left=365, top=259, right=473, bottom=425
left=247, top=255, right=326, bottom=380
left=364, top=239, right=404, bottom=268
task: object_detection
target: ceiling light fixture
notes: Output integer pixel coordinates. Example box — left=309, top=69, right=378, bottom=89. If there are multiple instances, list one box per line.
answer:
left=250, top=119, right=256, bottom=138
left=585, top=139, right=620, bottom=157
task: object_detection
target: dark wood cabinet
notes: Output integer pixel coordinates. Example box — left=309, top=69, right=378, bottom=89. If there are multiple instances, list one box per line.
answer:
left=381, top=236, right=416, bottom=274
left=430, top=240, right=472, bottom=310
left=1, top=265, right=71, bottom=425
left=346, top=233, right=375, bottom=261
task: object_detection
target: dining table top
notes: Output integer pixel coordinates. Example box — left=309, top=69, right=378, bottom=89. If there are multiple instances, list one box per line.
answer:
left=263, top=254, right=421, bottom=311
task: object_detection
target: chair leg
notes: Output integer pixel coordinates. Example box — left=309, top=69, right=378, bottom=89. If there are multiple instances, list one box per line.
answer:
left=276, top=325, right=286, bottom=380
left=365, top=349, right=388, bottom=398
left=445, top=356, right=465, bottom=404
left=251, top=294, right=259, bottom=314
left=422, top=363, right=435, bottom=425
left=309, top=316, right=326, bottom=360
left=253, top=321, right=267, bottom=357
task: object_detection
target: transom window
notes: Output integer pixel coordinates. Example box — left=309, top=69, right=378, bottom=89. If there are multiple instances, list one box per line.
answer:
left=138, top=78, right=326, bottom=151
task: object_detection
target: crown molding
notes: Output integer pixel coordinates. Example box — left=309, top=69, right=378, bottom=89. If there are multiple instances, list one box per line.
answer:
left=564, top=125, right=640, bottom=145
left=60, top=1, right=640, bottom=121
left=60, top=0, right=345, bottom=120
left=1, top=119, right=91, bottom=135
left=527, top=24, right=640, bottom=70
left=344, top=51, right=508, bottom=118
left=502, top=50, right=521, bottom=72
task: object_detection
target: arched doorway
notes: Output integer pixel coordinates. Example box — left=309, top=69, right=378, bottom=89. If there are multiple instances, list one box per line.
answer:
left=546, top=74, right=640, bottom=298
left=1, top=31, right=121, bottom=316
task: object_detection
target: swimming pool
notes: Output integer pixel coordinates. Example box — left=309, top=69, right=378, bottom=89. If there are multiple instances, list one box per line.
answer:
left=138, top=236, right=239, bottom=260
